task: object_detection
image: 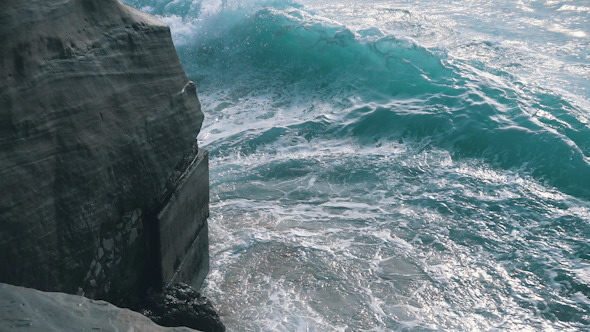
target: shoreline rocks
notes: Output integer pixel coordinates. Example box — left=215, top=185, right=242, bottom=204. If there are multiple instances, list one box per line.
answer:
left=0, top=283, right=200, bottom=332
left=133, top=283, right=225, bottom=332
left=0, top=0, right=222, bottom=330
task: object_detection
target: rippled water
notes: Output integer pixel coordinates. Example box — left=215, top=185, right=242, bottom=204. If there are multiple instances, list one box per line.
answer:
left=125, top=0, right=590, bottom=330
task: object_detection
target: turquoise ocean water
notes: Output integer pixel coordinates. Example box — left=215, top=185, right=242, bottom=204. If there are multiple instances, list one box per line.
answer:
left=126, top=0, right=590, bottom=330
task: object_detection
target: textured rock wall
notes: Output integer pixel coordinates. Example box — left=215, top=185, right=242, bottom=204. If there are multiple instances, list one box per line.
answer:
left=0, top=0, right=204, bottom=300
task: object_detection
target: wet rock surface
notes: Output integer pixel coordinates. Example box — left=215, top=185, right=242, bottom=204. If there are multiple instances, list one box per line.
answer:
left=137, top=283, right=225, bottom=332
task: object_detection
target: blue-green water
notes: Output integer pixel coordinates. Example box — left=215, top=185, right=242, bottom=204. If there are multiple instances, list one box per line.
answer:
left=127, top=0, right=590, bottom=330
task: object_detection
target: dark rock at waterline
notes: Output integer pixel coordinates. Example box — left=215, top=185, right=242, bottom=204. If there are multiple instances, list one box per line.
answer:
left=138, top=283, right=225, bottom=332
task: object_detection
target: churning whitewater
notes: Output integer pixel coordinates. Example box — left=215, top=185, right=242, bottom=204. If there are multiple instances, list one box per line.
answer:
left=125, top=0, right=589, bottom=330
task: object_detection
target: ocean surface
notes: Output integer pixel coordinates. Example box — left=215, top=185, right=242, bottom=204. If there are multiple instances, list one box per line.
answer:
left=126, top=0, right=590, bottom=330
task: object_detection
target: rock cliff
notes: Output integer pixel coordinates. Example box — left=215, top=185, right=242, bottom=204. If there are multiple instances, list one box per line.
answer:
left=0, top=0, right=207, bottom=304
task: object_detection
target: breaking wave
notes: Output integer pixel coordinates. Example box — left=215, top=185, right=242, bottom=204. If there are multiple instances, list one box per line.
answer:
left=126, top=0, right=590, bottom=330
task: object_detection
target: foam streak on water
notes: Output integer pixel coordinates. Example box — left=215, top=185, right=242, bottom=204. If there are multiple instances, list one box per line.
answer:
left=124, top=0, right=590, bottom=330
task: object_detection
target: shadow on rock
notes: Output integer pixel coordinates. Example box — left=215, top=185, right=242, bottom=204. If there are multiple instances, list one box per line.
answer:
left=139, top=283, right=225, bottom=332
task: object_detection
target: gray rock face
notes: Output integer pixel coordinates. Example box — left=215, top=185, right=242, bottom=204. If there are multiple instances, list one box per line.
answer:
left=0, top=283, right=199, bottom=332
left=159, top=149, right=210, bottom=290
left=0, top=0, right=204, bottom=298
